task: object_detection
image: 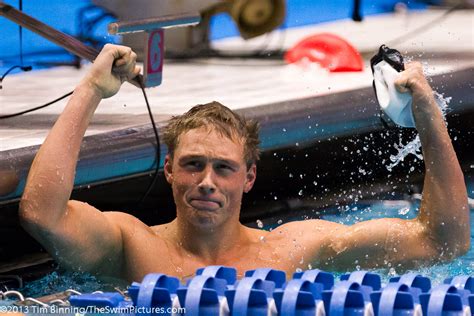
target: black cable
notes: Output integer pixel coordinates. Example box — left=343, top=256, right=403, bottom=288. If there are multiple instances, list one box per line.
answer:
left=0, top=0, right=33, bottom=89
left=0, top=76, right=161, bottom=203
left=352, top=0, right=363, bottom=21
left=0, top=65, right=32, bottom=89
left=19, top=0, right=23, bottom=65
left=0, top=90, right=73, bottom=119
left=136, top=77, right=161, bottom=204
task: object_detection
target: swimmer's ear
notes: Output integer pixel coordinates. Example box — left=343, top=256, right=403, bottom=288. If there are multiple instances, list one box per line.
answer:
left=164, top=155, right=173, bottom=184
left=244, top=164, right=256, bottom=193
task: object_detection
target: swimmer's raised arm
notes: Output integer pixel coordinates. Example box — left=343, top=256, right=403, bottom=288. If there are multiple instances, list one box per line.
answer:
left=19, top=44, right=141, bottom=276
left=330, top=62, right=469, bottom=267
left=397, top=62, right=470, bottom=257
left=275, top=63, right=469, bottom=270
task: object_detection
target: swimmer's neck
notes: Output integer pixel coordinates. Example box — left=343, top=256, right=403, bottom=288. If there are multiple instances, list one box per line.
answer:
left=165, top=218, right=253, bottom=262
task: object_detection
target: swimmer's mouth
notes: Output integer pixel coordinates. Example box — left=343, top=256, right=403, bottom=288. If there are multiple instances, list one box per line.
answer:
left=189, top=198, right=222, bottom=210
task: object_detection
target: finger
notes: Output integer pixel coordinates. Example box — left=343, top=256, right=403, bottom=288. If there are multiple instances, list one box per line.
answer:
left=404, top=61, right=422, bottom=70
left=113, top=49, right=134, bottom=67
left=92, top=44, right=134, bottom=77
left=114, top=58, right=126, bottom=67
left=111, top=44, right=132, bottom=60
left=127, top=65, right=141, bottom=81
left=394, top=74, right=410, bottom=93
left=113, top=52, right=137, bottom=75
left=92, top=44, right=118, bottom=72
left=117, top=66, right=140, bottom=82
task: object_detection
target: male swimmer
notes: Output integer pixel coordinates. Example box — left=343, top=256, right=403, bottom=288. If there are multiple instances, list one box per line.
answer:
left=19, top=44, right=469, bottom=282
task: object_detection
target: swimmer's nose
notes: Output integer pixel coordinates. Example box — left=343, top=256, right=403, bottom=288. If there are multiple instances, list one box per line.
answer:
left=197, top=168, right=216, bottom=195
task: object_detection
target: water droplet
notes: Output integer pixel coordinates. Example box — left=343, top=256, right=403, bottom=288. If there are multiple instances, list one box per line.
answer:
left=398, top=207, right=410, bottom=215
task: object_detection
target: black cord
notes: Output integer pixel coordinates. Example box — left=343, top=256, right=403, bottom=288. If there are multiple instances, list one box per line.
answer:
left=0, top=90, right=73, bottom=119
left=0, top=77, right=161, bottom=204
left=0, top=0, right=33, bottom=89
left=352, top=0, right=363, bottom=21
left=17, top=0, right=32, bottom=70
left=136, top=77, right=161, bottom=204
left=0, top=65, right=32, bottom=89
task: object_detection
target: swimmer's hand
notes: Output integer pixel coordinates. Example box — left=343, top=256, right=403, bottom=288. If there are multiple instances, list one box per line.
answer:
left=81, top=44, right=141, bottom=99
left=394, top=62, right=435, bottom=116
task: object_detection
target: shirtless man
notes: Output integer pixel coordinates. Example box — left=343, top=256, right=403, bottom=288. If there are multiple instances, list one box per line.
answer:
left=19, top=44, right=470, bottom=282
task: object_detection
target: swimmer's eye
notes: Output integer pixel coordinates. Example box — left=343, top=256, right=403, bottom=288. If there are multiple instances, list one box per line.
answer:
left=215, top=163, right=235, bottom=173
left=184, top=160, right=204, bottom=170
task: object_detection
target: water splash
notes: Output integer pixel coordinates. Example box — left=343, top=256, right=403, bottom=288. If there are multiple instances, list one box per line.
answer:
left=19, top=271, right=114, bottom=297
left=385, top=92, right=451, bottom=171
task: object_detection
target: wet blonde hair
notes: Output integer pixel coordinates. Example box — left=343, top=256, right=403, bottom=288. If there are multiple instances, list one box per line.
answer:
left=163, top=101, right=260, bottom=168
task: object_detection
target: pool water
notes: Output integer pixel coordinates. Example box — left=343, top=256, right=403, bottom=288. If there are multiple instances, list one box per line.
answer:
left=15, top=191, right=473, bottom=298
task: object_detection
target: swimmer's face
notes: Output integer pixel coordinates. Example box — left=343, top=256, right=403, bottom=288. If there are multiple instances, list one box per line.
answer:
left=164, top=126, right=256, bottom=229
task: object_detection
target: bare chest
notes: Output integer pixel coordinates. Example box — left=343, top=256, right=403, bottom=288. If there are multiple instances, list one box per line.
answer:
left=121, top=235, right=310, bottom=283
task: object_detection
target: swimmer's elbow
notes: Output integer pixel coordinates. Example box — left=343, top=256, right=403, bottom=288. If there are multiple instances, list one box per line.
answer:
left=459, top=238, right=471, bottom=256
left=18, top=196, right=66, bottom=235
left=18, top=196, right=38, bottom=230
left=433, top=228, right=470, bottom=262
left=453, top=230, right=470, bottom=258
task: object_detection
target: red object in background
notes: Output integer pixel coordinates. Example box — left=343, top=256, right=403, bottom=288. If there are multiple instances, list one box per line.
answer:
left=285, top=33, right=364, bottom=72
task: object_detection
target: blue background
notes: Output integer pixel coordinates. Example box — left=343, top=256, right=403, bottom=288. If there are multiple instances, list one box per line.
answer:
left=0, top=0, right=430, bottom=73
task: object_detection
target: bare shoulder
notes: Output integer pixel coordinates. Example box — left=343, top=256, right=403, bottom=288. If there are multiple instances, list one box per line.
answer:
left=103, top=211, right=156, bottom=236
left=265, top=219, right=344, bottom=250
left=269, top=219, right=343, bottom=237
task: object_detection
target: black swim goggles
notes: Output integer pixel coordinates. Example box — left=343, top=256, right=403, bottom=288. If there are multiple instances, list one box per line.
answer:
left=370, top=45, right=406, bottom=128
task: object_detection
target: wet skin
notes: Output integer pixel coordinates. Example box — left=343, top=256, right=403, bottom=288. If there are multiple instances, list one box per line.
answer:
left=64, top=127, right=443, bottom=282
left=19, top=45, right=469, bottom=283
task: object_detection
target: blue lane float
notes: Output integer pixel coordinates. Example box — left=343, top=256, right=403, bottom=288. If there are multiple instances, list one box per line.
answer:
left=389, top=273, right=432, bottom=293
left=370, top=282, right=423, bottom=316
left=226, top=277, right=275, bottom=315
left=68, top=266, right=474, bottom=315
left=273, top=279, right=325, bottom=316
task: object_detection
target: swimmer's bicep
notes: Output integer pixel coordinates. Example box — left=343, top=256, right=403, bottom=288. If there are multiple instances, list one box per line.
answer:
left=42, top=200, right=125, bottom=274
left=321, top=218, right=437, bottom=268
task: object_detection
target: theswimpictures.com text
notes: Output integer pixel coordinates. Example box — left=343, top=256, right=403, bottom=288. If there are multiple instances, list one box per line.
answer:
left=0, top=304, right=187, bottom=314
